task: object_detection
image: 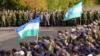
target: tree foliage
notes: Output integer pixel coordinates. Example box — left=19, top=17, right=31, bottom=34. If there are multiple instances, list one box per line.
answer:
left=0, top=0, right=26, bottom=10
left=0, top=0, right=99, bottom=11
left=96, top=0, right=100, bottom=4
left=83, top=0, right=96, bottom=6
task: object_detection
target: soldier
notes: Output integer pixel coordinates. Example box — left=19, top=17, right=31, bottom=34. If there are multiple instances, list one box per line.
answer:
left=58, top=12, right=63, bottom=26
left=96, top=10, right=99, bottom=20
left=6, top=10, right=13, bottom=26
left=49, top=12, right=54, bottom=26
left=52, top=12, right=56, bottom=26
left=27, top=10, right=31, bottom=21
left=28, top=11, right=33, bottom=20
left=98, top=10, right=100, bottom=20
left=61, top=11, right=65, bottom=26
left=56, top=12, right=60, bottom=26
left=92, top=26, right=99, bottom=41
left=1, top=13, right=6, bottom=27
left=15, top=11, right=19, bottom=26
left=45, top=12, right=50, bottom=26
left=89, top=10, right=93, bottom=24
left=4, top=10, right=8, bottom=26
left=42, top=12, right=47, bottom=27
left=86, top=11, right=91, bottom=24
left=23, top=11, right=29, bottom=24
left=12, top=10, right=17, bottom=26
left=18, top=10, right=23, bottom=25
left=81, top=11, right=85, bottom=25
left=84, top=11, right=87, bottom=25
left=33, top=11, right=37, bottom=19
left=54, top=11, right=57, bottom=26
left=55, top=11, right=59, bottom=26
left=40, top=12, right=44, bottom=26
left=63, top=30, right=70, bottom=43
left=93, top=10, right=99, bottom=21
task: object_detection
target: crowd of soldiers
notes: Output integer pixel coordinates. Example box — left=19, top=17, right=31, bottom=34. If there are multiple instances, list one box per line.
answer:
left=0, top=10, right=33, bottom=27
left=0, top=20, right=100, bottom=56
left=0, top=10, right=100, bottom=27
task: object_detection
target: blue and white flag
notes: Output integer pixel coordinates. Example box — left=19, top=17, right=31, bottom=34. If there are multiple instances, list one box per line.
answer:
left=15, top=17, right=40, bottom=41
left=63, top=2, right=82, bottom=21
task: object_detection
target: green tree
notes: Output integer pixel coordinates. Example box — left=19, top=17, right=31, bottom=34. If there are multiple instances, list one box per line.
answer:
left=0, top=0, right=26, bottom=10
left=0, top=0, right=99, bottom=11
left=46, top=0, right=55, bottom=11
left=96, top=0, right=100, bottom=4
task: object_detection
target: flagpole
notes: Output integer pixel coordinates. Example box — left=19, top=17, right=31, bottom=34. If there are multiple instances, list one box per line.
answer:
left=36, top=24, right=40, bottom=45
left=36, top=34, right=39, bottom=45
left=80, top=17, right=81, bottom=25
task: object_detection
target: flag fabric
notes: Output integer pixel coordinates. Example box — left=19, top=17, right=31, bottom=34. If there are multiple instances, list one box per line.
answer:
left=15, top=17, right=40, bottom=41
left=63, top=2, right=82, bottom=21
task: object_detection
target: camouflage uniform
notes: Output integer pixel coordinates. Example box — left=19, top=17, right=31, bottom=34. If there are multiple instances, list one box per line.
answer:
left=6, top=11, right=12, bottom=26
left=93, top=11, right=99, bottom=21
left=1, top=13, right=6, bottom=27
left=98, top=11, right=100, bottom=20
left=84, top=11, right=87, bottom=24
left=42, top=13, right=47, bottom=27
left=18, top=11, right=23, bottom=25
left=45, top=12, right=50, bottom=26
left=23, top=12, right=29, bottom=24
left=86, top=11, right=91, bottom=24
left=12, top=11, right=16, bottom=26
left=81, top=11, right=85, bottom=25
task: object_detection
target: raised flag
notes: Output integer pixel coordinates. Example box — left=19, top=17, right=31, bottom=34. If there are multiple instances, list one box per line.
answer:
left=63, top=2, right=82, bottom=21
left=15, top=17, right=40, bottom=41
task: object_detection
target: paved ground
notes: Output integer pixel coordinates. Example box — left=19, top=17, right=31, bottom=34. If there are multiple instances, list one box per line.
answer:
left=0, top=27, right=72, bottom=50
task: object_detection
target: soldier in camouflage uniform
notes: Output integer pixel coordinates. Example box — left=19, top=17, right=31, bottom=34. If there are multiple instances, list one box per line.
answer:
left=23, top=11, right=29, bottom=24
left=12, top=10, right=17, bottom=26
left=93, top=11, right=96, bottom=21
left=18, top=10, right=23, bottom=26
left=6, top=10, right=13, bottom=26
left=97, top=11, right=99, bottom=21
left=45, top=12, right=50, bottom=26
left=42, top=12, right=47, bottom=27
left=15, top=11, right=19, bottom=26
left=89, top=10, right=93, bottom=23
left=98, top=10, right=100, bottom=20
left=40, top=12, right=44, bottom=26
left=52, top=12, right=56, bottom=26
left=81, top=12, right=84, bottom=25
left=56, top=11, right=60, bottom=26
left=86, top=11, right=91, bottom=24
left=49, top=12, right=54, bottom=26
left=83, top=11, right=87, bottom=25
left=61, top=11, right=65, bottom=26
left=1, top=13, right=6, bottom=27
left=58, top=12, right=63, bottom=26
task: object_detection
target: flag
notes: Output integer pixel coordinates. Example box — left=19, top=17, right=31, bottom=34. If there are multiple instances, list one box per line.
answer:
left=15, top=17, right=40, bottom=41
left=63, top=2, right=82, bottom=21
